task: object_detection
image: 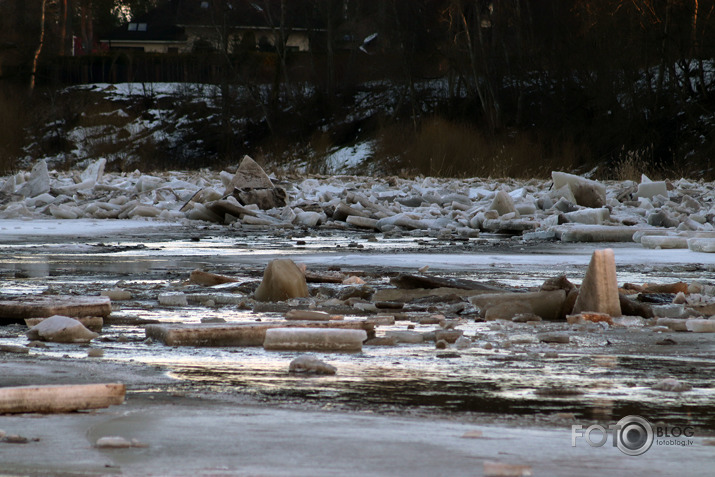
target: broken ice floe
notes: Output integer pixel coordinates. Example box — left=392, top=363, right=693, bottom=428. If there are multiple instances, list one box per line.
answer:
left=25, top=315, right=99, bottom=343
left=145, top=321, right=375, bottom=347
left=2, top=158, right=715, bottom=253
left=288, top=355, right=337, bottom=375
left=0, top=295, right=111, bottom=326
left=263, top=328, right=367, bottom=352
left=0, top=383, right=125, bottom=414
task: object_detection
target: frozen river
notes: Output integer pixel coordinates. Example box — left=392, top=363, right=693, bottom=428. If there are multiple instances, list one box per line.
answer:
left=1, top=220, right=714, bottom=433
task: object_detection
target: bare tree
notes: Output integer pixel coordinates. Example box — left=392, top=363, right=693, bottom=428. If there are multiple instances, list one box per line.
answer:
left=30, top=0, right=49, bottom=91
left=59, top=0, right=73, bottom=56
left=444, top=0, right=501, bottom=133
left=78, top=0, right=94, bottom=54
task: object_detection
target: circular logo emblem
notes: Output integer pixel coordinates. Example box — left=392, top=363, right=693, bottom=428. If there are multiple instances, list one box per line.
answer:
left=616, top=415, right=654, bottom=456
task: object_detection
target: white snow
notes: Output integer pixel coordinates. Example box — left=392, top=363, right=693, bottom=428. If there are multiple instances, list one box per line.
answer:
left=323, top=142, right=375, bottom=174
left=0, top=219, right=180, bottom=238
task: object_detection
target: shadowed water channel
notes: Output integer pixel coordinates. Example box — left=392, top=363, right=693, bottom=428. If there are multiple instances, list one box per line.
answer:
left=1, top=231, right=714, bottom=432
left=165, top=350, right=715, bottom=430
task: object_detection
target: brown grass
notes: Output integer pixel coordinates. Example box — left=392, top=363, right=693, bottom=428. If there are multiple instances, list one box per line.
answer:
left=375, top=117, right=580, bottom=178
left=611, top=147, right=657, bottom=181
left=0, top=87, right=30, bottom=174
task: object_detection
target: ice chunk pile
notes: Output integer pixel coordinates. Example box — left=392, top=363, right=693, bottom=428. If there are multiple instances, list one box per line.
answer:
left=1, top=159, right=714, bottom=251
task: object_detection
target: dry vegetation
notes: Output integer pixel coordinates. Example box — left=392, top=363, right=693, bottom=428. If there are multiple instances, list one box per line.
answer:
left=0, top=88, right=31, bottom=174
left=374, top=118, right=584, bottom=179
left=4, top=84, right=714, bottom=180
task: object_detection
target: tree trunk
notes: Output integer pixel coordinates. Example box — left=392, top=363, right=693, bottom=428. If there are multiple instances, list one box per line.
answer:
left=269, top=0, right=290, bottom=113
left=458, top=7, right=497, bottom=133
left=656, top=1, right=672, bottom=102
left=59, top=0, right=74, bottom=56
left=391, top=0, right=418, bottom=132
left=475, top=3, right=499, bottom=133
left=326, top=0, right=336, bottom=102
left=691, top=0, right=699, bottom=57
left=219, top=5, right=233, bottom=158
left=30, top=0, right=47, bottom=91
left=80, top=0, right=94, bottom=54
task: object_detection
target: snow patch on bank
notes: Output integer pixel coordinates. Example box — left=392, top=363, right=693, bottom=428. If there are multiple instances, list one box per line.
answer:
left=323, top=142, right=375, bottom=174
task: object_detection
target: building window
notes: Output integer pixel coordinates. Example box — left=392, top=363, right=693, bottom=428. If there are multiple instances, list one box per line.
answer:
left=138, top=23, right=147, bottom=32
left=128, top=23, right=137, bottom=31
left=201, top=1, right=209, bottom=8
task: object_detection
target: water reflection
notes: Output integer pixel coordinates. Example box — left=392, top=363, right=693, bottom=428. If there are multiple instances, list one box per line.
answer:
left=167, top=362, right=715, bottom=429
left=591, top=355, right=619, bottom=368
left=1, top=232, right=714, bottom=432
left=591, top=398, right=615, bottom=420
left=11, top=260, right=50, bottom=278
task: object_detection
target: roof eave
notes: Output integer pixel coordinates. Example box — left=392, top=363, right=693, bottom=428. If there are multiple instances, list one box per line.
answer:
left=99, top=40, right=188, bottom=45
left=178, top=24, right=322, bottom=32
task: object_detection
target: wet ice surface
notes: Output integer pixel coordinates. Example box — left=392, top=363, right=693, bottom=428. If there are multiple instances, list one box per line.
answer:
left=1, top=228, right=714, bottom=431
